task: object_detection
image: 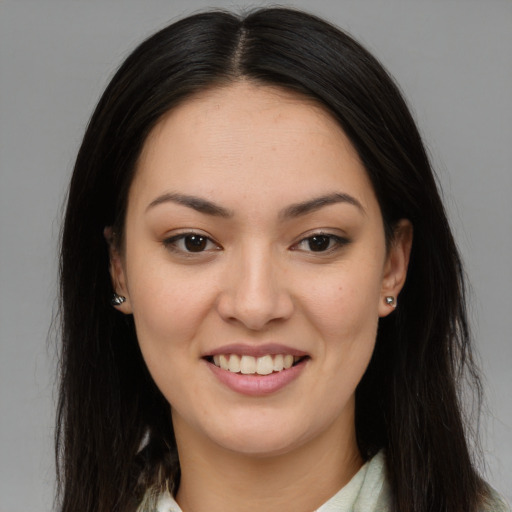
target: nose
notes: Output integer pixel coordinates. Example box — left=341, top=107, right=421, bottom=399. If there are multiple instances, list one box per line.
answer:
left=216, top=246, right=294, bottom=331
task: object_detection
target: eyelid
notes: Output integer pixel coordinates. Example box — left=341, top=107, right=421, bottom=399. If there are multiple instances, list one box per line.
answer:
left=291, top=231, right=350, bottom=253
left=161, top=229, right=349, bottom=255
left=162, top=230, right=222, bottom=254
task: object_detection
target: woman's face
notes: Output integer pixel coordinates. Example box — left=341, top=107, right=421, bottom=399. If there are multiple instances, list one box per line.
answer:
left=111, top=82, right=410, bottom=458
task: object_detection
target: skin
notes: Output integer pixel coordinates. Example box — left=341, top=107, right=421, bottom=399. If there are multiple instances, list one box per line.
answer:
left=109, top=81, right=412, bottom=512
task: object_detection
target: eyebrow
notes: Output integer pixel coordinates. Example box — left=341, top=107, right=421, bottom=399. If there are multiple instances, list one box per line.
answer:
left=146, top=191, right=364, bottom=218
left=279, top=192, right=365, bottom=219
left=146, top=192, right=234, bottom=217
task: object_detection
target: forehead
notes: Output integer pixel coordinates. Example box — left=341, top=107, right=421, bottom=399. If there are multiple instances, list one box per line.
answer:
left=130, top=81, right=377, bottom=215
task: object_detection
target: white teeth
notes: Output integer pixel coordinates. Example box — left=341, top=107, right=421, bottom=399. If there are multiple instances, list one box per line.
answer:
left=273, top=354, right=284, bottom=372
left=240, top=355, right=256, bottom=374
left=256, top=355, right=274, bottom=375
left=228, top=354, right=241, bottom=373
left=219, top=354, right=229, bottom=371
left=211, top=353, right=304, bottom=375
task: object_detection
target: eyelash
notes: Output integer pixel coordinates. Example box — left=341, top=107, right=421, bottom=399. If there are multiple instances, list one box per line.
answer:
left=292, top=233, right=350, bottom=253
left=163, top=232, right=221, bottom=254
left=163, top=232, right=349, bottom=255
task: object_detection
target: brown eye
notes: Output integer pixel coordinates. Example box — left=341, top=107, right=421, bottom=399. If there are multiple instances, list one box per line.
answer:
left=163, top=233, right=220, bottom=254
left=184, top=234, right=208, bottom=252
left=307, top=235, right=331, bottom=252
left=292, top=233, right=350, bottom=254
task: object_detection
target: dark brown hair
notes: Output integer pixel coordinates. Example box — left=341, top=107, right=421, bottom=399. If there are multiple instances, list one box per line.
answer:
left=57, top=7, right=485, bottom=512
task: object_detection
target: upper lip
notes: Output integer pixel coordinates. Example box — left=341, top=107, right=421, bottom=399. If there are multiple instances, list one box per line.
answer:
left=202, top=343, right=309, bottom=358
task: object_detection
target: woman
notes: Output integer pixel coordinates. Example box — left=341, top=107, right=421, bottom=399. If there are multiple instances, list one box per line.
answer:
left=57, top=7, right=509, bottom=512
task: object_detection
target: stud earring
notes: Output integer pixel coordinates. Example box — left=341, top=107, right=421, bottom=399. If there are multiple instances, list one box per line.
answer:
left=111, top=293, right=126, bottom=306
left=385, top=296, right=396, bottom=308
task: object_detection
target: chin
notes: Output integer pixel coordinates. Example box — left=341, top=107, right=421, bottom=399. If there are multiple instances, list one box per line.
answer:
left=207, top=416, right=318, bottom=459
left=220, top=434, right=305, bottom=459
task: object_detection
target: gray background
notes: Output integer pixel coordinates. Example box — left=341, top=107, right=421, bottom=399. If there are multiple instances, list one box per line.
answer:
left=1, top=1, right=510, bottom=510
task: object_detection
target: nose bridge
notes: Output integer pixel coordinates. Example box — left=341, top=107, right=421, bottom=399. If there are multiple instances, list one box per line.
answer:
left=218, top=240, right=293, bottom=329
left=239, top=243, right=276, bottom=302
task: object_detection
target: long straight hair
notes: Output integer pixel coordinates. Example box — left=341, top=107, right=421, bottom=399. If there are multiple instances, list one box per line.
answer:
left=57, top=8, right=486, bottom=512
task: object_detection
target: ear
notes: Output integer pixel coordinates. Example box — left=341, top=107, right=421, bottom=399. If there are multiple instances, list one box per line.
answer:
left=104, top=227, right=132, bottom=314
left=378, top=219, right=413, bottom=317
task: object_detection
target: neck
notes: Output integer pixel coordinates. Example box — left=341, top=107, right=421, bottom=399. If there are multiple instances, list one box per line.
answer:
left=173, top=411, right=363, bottom=512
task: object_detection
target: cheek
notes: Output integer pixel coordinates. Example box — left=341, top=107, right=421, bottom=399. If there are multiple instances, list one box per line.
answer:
left=128, top=249, right=207, bottom=321
left=127, top=270, right=216, bottom=411
left=300, top=259, right=383, bottom=343
left=125, top=255, right=218, bottom=372
left=306, top=271, right=381, bottom=402
left=299, top=259, right=383, bottom=400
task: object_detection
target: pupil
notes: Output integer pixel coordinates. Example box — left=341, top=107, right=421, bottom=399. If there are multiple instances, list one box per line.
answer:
left=185, top=235, right=207, bottom=252
left=308, top=235, right=330, bottom=251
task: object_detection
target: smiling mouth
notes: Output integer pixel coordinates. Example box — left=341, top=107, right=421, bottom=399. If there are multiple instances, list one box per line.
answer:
left=205, top=354, right=308, bottom=376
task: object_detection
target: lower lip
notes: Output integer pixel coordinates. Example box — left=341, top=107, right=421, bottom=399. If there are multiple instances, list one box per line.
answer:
left=206, top=359, right=308, bottom=396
